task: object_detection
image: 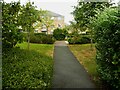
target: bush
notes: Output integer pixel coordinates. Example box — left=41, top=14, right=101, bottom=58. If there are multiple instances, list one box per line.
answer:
left=92, top=8, right=120, bottom=89
left=68, top=36, right=91, bottom=44
left=80, top=37, right=91, bottom=44
left=30, top=33, right=55, bottom=44
left=41, top=35, right=55, bottom=44
left=2, top=2, right=24, bottom=49
left=53, top=28, right=66, bottom=40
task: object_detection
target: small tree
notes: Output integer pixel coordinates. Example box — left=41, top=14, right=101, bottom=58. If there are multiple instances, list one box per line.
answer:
left=69, top=21, right=79, bottom=35
left=72, top=0, right=111, bottom=49
left=34, top=10, right=54, bottom=34
left=41, top=11, right=54, bottom=34
left=33, top=9, right=46, bottom=30
left=19, top=2, right=39, bottom=50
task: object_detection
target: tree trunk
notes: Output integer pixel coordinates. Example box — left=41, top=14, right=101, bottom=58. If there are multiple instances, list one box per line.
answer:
left=47, top=27, right=49, bottom=34
left=90, top=31, right=93, bottom=50
left=27, top=29, right=30, bottom=50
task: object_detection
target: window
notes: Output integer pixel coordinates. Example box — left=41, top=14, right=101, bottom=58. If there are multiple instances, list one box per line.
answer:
left=58, top=24, right=61, bottom=28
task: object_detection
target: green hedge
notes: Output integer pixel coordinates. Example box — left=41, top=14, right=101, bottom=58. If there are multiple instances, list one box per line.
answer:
left=29, top=33, right=55, bottom=44
left=68, top=36, right=91, bottom=44
left=53, top=28, right=66, bottom=40
left=92, top=8, right=120, bottom=89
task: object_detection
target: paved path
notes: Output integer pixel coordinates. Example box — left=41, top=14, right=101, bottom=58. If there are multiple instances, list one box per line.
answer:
left=52, top=41, right=95, bottom=88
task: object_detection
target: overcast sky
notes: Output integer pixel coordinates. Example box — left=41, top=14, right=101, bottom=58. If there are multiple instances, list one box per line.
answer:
left=4, top=0, right=119, bottom=24
left=4, top=0, right=78, bottom=24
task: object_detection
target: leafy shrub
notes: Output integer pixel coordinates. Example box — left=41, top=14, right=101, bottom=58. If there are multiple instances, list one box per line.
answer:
left=80, top=37, right=91, bottom=44
left=67, top=33, right=74, bottom=38
left=2, top=44, right=53, bottom=88
left=41, top=35, right=55, bottom=44
left=2, top=2, right=24, bottom=49
left=30, top=34, right=42, bottom=43
left=92, top=8, right=120, bottom=89
left=30, top=33, right=55, bottom=44
left=53, top=28, right=66, bottom=40
left=68, top=36, right=91, bottom=44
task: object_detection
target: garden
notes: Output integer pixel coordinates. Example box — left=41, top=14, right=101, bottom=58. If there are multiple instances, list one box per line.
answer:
left=2, top=0, right=120, bottom=89
left=2, top=1, right=54, bottom=89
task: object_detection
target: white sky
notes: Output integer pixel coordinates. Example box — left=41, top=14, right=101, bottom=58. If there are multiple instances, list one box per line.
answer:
left=4, top=0, right=78, bottom=24
left=4, top=0, right=119, bottom=24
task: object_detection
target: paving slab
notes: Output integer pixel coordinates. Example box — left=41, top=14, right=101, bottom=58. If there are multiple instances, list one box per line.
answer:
left=52, top=41, right=95, bottom=88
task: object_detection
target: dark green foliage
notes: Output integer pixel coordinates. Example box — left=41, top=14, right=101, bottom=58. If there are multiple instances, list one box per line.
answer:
left=2, top=45, right=53, bottom=88
left=2, top=1, right=39, bottom=50
left=72, top=1, right=111, bottom=29
left=53, top=28, right=66, bottom=40
left=30, top=33, right=55, bottom=44
left=68, top=35, right=91, bottom=44
left=80, top=37, right=91, bottom=44
left=2, top=1, right=23, bottom=49
left=72, top=1, right=111, bottom=47
left=42, top=35, right=55, bottom=44
left=63, top=28, right=68, bottom=37
left=92, top=8, right=120, bottom=89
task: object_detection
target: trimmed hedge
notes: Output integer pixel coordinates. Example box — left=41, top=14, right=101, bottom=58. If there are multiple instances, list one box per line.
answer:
left=53, top=28, right=66, bottom=40
left=68, top=36, right=91, bottom=44
left=30, top=33, right=55, bottom=44
left=92, top=8, right=120, bottom=89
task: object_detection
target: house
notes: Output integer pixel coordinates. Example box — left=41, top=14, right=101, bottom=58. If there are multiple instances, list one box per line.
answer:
left=35, top=11, right=65, bottom=34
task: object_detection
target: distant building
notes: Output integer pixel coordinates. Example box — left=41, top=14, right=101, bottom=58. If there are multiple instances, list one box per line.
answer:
left=118, top=1, right=120, bottom=6
left=35, top=11, right=65, bottom=34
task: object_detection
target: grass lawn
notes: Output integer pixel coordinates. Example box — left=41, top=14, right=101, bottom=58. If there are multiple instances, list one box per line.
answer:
left=2, top=42, right=54, bottom=88
left=69, top=44, right=101, bottom=87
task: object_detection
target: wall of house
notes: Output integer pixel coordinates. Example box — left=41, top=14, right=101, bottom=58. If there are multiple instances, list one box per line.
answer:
left=53, top=16, right=65, bottom=28
left=47, top=16, right=65, bottom=34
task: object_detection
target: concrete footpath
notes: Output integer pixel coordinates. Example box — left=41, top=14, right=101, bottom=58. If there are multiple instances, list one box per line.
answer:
left=52, top=41, right=95, bottom=88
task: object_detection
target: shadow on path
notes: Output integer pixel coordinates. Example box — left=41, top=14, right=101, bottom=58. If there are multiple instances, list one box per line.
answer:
left=52, top=41, right=95, bottom=88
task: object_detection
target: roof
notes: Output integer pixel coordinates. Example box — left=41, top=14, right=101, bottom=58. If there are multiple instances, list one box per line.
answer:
left=46, top=11, right=64, bottom=17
